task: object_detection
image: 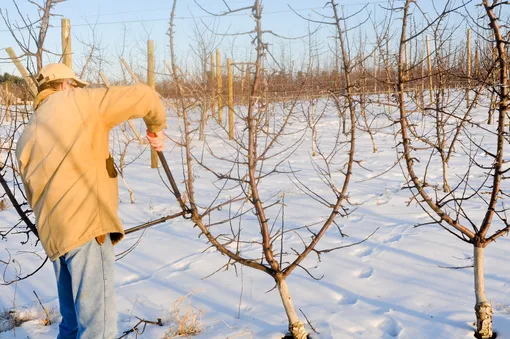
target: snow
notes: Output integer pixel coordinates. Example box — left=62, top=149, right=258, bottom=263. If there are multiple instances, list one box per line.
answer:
left=1, top=95, right=510, bottom=339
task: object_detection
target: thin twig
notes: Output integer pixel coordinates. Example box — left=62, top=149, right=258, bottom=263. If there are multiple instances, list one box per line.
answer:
left=33, top=290, right=51, bottom=325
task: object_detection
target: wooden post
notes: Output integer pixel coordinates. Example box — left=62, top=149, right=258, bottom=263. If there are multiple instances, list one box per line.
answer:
left=216, top=48, right=223, bottom=125
left=148, top=40, right=158, bottom=168
left=6, top=47, right=37, bottom=98
left=386, top=42, right=391, bottom=106
left=210, top=52, right=216, bottom=118
left=240, top=64, right=245, bottom=95
left=244, top=65, right=250, bottom=104
left=120, top=58, right=141, bottom=83
left=373, top=49, right=377, bottom=94
left=474, top=43, right=479, bottom=78
left=466, top=28, right=471, bottom=108
left=227, top=58, right=234, bottom=140
left=474, top=42, right=480, bottom=108
left=61, top=18, right=72, bottom=68
left=426, top=36, right=433, bottom=104
left=421, top=53, right=425, bottom=109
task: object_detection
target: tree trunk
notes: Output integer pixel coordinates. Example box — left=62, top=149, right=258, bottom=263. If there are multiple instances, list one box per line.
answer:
left=361, top=94, right=377, bottom=153
left=276, top=276, right=308, bottom=339
left=441, top=152, right=450, bottom=193
left=342, top=110, right=347, bottom=135
left=488, top=91, right=495, bottom=124
left=474, top=245, right=493, bottom=339
left=199, top=100, right=207, bottom=141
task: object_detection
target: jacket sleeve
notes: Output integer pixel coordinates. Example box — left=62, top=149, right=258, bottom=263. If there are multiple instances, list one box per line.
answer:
left=93, top=83, right=166, bottom=132
left=15, top=138, right=34, bottom=208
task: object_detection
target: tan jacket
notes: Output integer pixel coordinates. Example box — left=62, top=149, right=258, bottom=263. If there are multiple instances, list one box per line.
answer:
left=16, top=84, right=166, bottom=261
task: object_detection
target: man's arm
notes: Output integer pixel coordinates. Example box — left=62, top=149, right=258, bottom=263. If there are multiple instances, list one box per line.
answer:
left=92, top=83, right=167, bottom=133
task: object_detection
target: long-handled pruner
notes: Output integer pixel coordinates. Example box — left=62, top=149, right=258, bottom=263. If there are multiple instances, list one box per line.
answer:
left=147, top=131, right=191, bottom=214
left=124, top=131, right=192, bottom=235
left=125, top=211, right=186, bottom=235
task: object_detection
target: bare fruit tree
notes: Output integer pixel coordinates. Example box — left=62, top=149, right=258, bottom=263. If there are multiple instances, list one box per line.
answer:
left=395, top=1, right=509, bottom=338
left=406, top=12, right=486, bottom=193
left=165, top=0, right=370, bottom=337
left=1, top=0, right=65, bottom=73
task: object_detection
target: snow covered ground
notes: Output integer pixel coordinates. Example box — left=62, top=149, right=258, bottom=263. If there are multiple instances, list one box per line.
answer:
left=1, top=96, right=509, bottom=339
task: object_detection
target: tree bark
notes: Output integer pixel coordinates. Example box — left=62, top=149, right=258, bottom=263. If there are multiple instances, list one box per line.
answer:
left=474, top=245, right=493, bottom=339
left=276, top=276, right=308, bottom=339
left=440, top=152, right=450, bottom=193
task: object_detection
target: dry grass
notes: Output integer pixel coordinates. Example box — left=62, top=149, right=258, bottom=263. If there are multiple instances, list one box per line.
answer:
left=0, top=289, right=56, bottom=334
left=0, top=198, right=8, bottom=211
left=0, top=305, right=56, bottom=333
left=164, top=291, right=203, bottom=338
left=0, top=308, right=34, bottom=333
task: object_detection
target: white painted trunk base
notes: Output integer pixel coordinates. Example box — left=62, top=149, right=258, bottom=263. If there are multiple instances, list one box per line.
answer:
left=474, top=246, right=493, bottom=338
left=277, top=278, right=309, bottom=339
left=475, top=302, right=493, bottom=339
left=289, top=321, right=308, bottom=339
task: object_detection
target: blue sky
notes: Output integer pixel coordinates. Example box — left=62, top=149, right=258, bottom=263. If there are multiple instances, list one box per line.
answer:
left=0, top=0, right=476, bottom=81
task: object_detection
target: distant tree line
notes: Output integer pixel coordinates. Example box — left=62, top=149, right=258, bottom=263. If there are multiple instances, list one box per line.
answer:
left=0, top=73, right=31, bottom=101
left=0, top=73, right=24, bottom=85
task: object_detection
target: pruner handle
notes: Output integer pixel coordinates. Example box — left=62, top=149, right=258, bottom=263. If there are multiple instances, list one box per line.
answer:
left=146, top=130, right=189, bottom=215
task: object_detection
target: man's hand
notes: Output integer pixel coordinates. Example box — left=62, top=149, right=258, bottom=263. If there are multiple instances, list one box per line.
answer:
left=146, top=130, right=165, bottom=152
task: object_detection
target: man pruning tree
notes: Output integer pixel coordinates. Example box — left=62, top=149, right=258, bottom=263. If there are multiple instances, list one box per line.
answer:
left=15, top=63, right=167, bottom=339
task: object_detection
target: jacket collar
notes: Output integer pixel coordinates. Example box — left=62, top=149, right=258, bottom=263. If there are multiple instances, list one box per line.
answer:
left=33, top=88, right=60, bottom=110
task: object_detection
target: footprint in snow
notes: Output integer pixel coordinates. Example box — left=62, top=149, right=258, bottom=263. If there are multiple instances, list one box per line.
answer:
left=355, top=266, right=374, bottom=279
left=338, top=293, right=359, bottom=305
left=172, top=260, right=195, bottom=270
left=376, top=187, right=400, bottom=205
left=331, top=292, right=358, bottom=305
left=117, top=274, right=150, bottom=287
left=384, top=233, right=403, bottom=244
left=352, top=246, right=374, bottom=258
left=349, top=215, right=365, bottom=223
left=164, top=260, right=203, bottom=278
left=376, top=316, right=402, bottom=338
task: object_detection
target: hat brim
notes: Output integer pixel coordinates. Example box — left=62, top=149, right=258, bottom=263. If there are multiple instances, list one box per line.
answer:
left=73, top=77, right=89, bottom=88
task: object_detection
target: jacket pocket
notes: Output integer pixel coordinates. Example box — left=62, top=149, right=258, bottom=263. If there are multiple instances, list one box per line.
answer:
left=105, top=154, right=118, bottom=178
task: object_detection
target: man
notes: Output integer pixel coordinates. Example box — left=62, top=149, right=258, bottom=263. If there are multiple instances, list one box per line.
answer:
left=16, top=63, right=166, bottom=339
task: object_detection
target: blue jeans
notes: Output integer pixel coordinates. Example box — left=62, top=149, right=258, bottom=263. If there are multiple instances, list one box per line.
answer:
left=53, top=235, right=117, bottom=339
